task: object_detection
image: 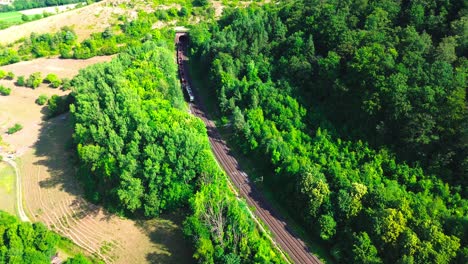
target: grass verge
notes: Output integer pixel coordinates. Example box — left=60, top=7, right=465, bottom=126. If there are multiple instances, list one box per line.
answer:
left=56, top=236, right=104, bottom=264
left=0, top=161, right=17, bottom=216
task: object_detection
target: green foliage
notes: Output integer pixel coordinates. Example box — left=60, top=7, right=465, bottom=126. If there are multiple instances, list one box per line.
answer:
left=7, top=123, right=22, bottom=134
left=0, top=69, right=5, bottom=79
left=61, top=78, right=72, bottom=91
left=36, top=94, right=48, bottom=105
left=0, top=211, right=92, bottom=264
left=6, top=71, right=14, bottom=80
left=62, top=254, right=92, bottom=264
left=47, top=94, right=72, bottom=117
left=72, top=41, right=194, bottom=215
left=1, top=0, right=93, bottom=13
left=0, top=47, right=20, bottom=66
left=191, top=2, right=467, bottom=263
left=25, top=72, right=42, bottom=88
left=21, top=14, right=29, bottom=22
left=72, top=37, right=283, bottom=262
left=44, top=73, right=62, bottom=88
left=16, top=75, right=25, bottom=86
left=13, top=27, right=78, bottom=61
left=0, top=85, right=11, bottom=96
left=184, top=173, right=286, bottom=264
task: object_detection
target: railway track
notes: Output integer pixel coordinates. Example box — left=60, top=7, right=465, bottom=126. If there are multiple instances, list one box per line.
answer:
left=176, top=35, right=322, bottom=264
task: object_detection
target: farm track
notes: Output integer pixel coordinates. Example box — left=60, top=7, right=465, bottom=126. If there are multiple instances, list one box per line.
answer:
left=177, top=36, right=322, bottom=264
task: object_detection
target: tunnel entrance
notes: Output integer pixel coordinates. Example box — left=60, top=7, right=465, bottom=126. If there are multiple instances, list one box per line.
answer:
left=179, top=35, right=188, bottom=43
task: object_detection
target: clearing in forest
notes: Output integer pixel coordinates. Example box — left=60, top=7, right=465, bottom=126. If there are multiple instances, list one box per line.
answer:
left=0, top=57, right=192, bottom=263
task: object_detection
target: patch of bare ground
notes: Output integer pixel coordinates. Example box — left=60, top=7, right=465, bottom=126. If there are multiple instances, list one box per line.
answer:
left=0, top=57, right=192, bottom=263
left=0, top=56, right=114, bottom=79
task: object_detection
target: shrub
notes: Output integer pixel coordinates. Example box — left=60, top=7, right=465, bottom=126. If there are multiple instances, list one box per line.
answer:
left=21, top=14, right=30, bottom=22
left=16, top=75, right=25, bottom=86
left=6, top=71, right=15, bottom=80
left=7, top=123, right=23, bottom=134
left=26, top=72, right=43, bottom=88
left=61, top=78, right=72, bottom=90
left=36, top=94, right=48, bottom=105
left=48, top=94, right=73, bottom=117
left=44, top=73, right=62, bottom=88
left=0, top=69, right=6, bottom=79
left=0, top=85, right=11, bottom=95
left=178, top=7, right=189, bottom=17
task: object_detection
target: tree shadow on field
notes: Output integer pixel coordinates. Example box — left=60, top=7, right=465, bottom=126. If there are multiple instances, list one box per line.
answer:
left=33, top=113, right=115, bottom=221
left=135, top=210, right=193, bottom=264
left=34, top=113, right=80, bottom=194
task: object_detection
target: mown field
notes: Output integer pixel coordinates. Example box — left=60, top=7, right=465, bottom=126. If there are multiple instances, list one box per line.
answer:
left=0, top=162, right=16, bottom=216
left=0, top=11, right=24, bottom=23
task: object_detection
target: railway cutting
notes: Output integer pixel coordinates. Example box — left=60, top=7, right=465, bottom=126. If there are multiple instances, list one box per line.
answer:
left=175, top=32, right=322, bottom=264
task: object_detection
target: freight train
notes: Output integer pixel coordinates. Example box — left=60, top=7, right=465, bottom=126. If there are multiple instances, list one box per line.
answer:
left=177, top=40, right=194, bottom=102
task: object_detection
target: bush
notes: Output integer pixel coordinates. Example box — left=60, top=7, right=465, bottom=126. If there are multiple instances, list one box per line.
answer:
left=26, top=72, right=43, bottom=88
left=61, top=78, right=72, bottom=90
left=0, top=69, right=6, bottom=79
left=178, top=7, right=189, bottom=17
left=48, top=94, right=73, bottom=117
left=7, top=123, right=23, bottom=134
left=16, top=75, right=25, bottom=86
left=36, top=94, right=48, bottom=105
left=6, top=71, right=15, bottom=80
left=44, top=73, right=62, bottom=88
left=0, top=85, right=11, bottom=95
left=21, top=14, right=30, bottom=22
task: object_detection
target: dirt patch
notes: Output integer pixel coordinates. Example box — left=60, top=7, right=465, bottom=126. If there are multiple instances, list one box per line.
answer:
left=0, top=56, right=113, bottom=155
left=0, top=56, right=114, bottom=79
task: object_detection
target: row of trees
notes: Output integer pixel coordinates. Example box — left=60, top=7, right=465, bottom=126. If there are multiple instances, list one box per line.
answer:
left=71, top=39, right=284, bottom=262
left=0, top=0, right=98, bottom=13
left=0, top=211, right=91, bottom=263
left=189, top=1, right=467, bottom=263
left=0, top=11, right=168, bottom=65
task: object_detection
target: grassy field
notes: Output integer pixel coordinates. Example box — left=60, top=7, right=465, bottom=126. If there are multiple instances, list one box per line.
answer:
left=0, top=161, right=16, bottom=216
left=0, top=11, right=24, bottom=23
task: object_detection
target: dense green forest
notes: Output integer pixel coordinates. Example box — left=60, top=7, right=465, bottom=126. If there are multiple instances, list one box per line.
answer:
left=70, top=38, right=285, bottom=263
left=0, top=211, right=91, bottom=263
left=189, top=0, right=467, bottom=263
